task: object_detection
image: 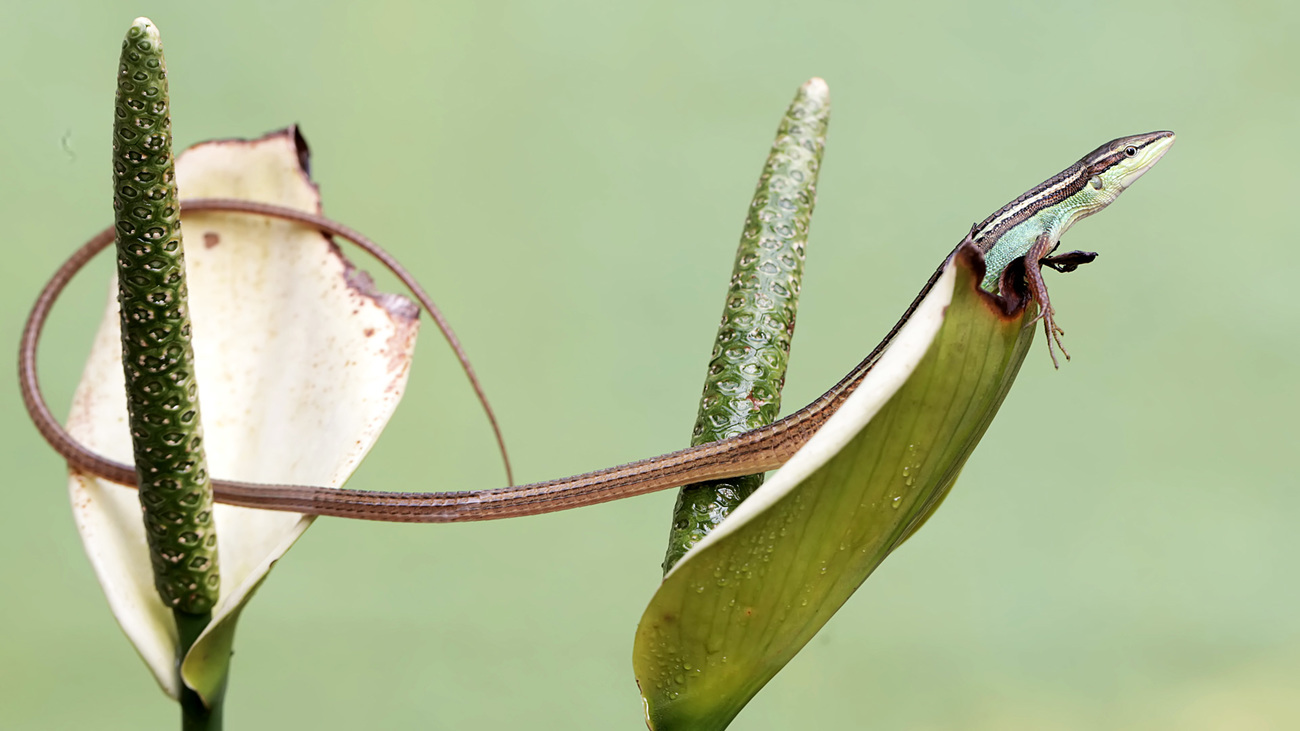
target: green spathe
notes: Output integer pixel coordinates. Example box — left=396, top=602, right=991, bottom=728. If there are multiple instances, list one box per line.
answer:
left=633, top=244, right=1036, bottom=729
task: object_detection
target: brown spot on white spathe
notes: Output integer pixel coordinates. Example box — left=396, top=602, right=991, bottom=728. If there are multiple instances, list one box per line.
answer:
left=203, top=232, right=220, bottom=248
left=384, top=317, right=418, bottom=383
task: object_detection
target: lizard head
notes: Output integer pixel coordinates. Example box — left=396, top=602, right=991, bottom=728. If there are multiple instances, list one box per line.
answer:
left=1083, top=130, right=1176, bottom=198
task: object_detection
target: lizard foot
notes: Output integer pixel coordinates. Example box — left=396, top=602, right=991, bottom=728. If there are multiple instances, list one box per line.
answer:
left=1024, top=233, right=1071, bottom=369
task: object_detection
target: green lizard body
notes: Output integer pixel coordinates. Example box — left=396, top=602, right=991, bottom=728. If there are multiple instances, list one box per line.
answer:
left=972, top=131, right=1175, bottom=364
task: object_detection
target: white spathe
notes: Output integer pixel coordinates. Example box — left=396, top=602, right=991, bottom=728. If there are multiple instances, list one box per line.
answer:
left=67, top=129, right=419, bottom=699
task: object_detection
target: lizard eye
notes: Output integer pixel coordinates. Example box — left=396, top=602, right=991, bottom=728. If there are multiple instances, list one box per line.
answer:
left=1124, top=146, right=1138, bottom=157
left=1090, top=176, right=1103, bottom=190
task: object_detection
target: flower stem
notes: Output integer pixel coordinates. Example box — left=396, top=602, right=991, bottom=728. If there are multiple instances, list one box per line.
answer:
left=176, top=610, right=224, bottom=731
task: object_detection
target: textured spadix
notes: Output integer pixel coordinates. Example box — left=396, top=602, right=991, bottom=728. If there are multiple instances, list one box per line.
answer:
left=67, top=128, right=419, bottom=701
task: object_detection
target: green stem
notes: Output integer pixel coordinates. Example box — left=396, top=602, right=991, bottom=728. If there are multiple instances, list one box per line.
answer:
left=176, top=611, right=223, bottom=731
left=661, top=79, right=831, bottom=573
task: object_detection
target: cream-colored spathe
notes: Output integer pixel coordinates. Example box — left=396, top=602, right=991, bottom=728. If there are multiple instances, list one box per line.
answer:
left=67, top=129, right=419, bottom=700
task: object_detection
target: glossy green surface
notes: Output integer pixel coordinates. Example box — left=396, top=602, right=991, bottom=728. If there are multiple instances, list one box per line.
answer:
left=663, top=79, right=829, bottom=573
left=3, top=3, right=1298, bottom=729
left=636, top=252, right=1035, bottom=729
left=112, top=18, right=219, bottom=616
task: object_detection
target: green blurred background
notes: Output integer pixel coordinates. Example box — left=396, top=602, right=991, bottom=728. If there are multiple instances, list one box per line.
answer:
left=3, top=1, right=1296, bottom=728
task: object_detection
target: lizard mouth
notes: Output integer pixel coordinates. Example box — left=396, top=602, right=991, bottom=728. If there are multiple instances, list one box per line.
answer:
left=1119, top=132, right=1176, bottom=189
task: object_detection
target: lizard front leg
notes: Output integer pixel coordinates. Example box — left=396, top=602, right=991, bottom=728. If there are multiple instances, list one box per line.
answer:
left=1025, top=231, right=1069, bottom=368
left=1041, top=249, right=1098, bottom=273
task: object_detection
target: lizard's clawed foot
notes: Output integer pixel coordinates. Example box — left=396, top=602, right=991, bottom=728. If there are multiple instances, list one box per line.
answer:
left=1024, top=233, right=1073, bottom=369
left=1026, top=306, right=1069, bottom=368
left=1041, top=309, right=1069, bottom=368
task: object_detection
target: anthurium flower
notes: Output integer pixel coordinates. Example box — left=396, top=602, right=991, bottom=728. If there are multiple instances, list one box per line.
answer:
left=634, top=246, right=1037, bottom=729
left=67, top=128, right=419, bottom=702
